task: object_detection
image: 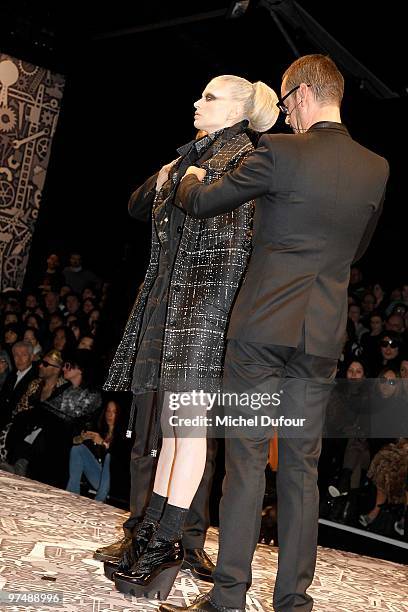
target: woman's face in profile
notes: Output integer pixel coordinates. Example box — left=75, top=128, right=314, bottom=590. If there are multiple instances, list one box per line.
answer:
left=193, top=79, right=239, bottom=135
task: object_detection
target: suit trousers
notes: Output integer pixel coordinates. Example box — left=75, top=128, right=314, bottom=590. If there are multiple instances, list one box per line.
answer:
left=211, top=339, right=337, bottom=612
left=123, top=391, right=218, bottom=549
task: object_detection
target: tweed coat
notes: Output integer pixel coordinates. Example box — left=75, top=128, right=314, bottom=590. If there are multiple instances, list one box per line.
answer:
left=104, top=123, right=255, bottom=393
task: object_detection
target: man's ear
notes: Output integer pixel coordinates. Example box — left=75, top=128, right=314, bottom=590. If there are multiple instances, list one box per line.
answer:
left=298, top=82, right=309, bottom=101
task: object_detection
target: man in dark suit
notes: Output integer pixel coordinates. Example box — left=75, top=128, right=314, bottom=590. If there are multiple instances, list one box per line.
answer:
left=0, top=341, right=37, bottom=432
left=160, top=55, right=389, bottom=612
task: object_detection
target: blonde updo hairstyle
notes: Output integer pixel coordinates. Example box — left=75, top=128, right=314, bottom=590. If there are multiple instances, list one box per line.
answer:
left=212, top=75, right=279, bottom=133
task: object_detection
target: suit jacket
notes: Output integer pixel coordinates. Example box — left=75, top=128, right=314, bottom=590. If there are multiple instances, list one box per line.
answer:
left=177, top=122, right=389, bottom=359
left=0, top=365, right=38, bottom=430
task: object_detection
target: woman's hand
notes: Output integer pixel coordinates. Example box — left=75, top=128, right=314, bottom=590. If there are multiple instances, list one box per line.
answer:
left=83, top=431, right=104, bottom=445
left=156, top=157, right=180, bottom=192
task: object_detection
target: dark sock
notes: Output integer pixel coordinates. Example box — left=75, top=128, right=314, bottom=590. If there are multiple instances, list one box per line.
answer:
left=144, top=492, right=168, bottom=523
left=156, top=503, right=189, bottom=541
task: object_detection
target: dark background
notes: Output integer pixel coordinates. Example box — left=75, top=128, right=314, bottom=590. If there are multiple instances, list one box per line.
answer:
left=1, top=0, right=406, bottom=303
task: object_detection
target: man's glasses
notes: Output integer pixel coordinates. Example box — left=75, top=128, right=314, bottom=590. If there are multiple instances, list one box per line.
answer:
left=276, top=84, right=312, bottom=115
left=276, top=85, right=300, bottom=114
left=40, top=359, right=60, bottom=368
left=380, top=339, right=400, bottom=349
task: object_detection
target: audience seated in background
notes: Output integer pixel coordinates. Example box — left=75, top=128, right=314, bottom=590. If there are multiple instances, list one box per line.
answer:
left=0, top=350, right=65, bottom=472
left=0, top=349, right=101, bottom=488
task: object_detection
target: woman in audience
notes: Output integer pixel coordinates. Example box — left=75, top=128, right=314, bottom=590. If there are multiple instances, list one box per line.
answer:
left=2, top=323, right=21, bottom=356
left=82, top=298, right=97, bottom=316
left=371, top=330, right=403, bottom=376
left=359, top=437, right=408, bottom=527
left=48, top=312, right=65, bottom=334
left=323, top=359, right=370, bottom=500
left=23, top=327, right=43, bottom=361
left=66, top=400, right=121, bottom=502
left=22, top=292, right=41, bottom=320
left=88, top=309, right=101, bottom=336
left=25, top=313, right=47, bottom=343
left=51, top=325, right=77, bottom=355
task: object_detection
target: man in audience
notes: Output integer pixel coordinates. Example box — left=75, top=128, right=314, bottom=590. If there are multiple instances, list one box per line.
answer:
left=0, top=341, right=37, bottom=433
left=63, top=253, right=100, bottom=295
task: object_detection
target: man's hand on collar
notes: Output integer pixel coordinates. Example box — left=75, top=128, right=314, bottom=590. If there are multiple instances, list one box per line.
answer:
left=181, top=165, right=206, bottom=182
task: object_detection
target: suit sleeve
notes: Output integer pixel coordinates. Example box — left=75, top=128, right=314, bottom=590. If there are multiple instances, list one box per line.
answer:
left=128, top=172, right=159, bottom=221
left=176, top=136, right=274, bottom=218
left=352, top=178, right=388, bottom=264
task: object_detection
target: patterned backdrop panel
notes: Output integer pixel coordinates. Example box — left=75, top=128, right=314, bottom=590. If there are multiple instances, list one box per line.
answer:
left=0, top=52, right=65, bottom=291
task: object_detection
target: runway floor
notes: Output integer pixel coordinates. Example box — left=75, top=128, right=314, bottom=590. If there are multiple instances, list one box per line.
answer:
left=0, top=470, right=407, bottom=611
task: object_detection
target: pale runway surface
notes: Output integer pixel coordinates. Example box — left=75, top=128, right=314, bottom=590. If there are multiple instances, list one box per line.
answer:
left=0, top=471, right=407, bottom=611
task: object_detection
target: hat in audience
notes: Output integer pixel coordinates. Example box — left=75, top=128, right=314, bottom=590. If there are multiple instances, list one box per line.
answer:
left=43, top=349, right=63, bottom=366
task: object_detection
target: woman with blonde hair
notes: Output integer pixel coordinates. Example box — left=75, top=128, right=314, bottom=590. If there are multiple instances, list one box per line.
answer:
left=104, top=74, right=279, bottom=600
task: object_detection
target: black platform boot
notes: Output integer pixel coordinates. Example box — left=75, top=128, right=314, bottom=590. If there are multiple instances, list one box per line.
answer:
left=181, top=548, right=215, bottom=583
left=104, top=519, right=158, bottom=580
left=114, top=535, right=184, bottom=600
left=94, top=535, right=132, bottom=563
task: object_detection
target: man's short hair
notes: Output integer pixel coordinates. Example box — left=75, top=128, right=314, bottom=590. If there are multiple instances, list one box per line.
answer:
left=12, top=340, right=34, bottom=355
left=283, top=54, right=344, bottom=106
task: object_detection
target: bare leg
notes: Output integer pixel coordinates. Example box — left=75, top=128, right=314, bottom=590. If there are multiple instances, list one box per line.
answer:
left=167, top=437, right=207, bottom=508
left=152, top=392, right=208, bottom=508
left=152, top=436, right=175, bottom=498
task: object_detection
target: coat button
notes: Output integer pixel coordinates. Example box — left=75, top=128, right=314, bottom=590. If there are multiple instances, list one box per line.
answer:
left=180, top=250, right=187, bottom=257
left=167, top=354, right=174, bottom=361
left=174, top=285, right=181, bottom=292
left=169, top=319, right=177, bottom=327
